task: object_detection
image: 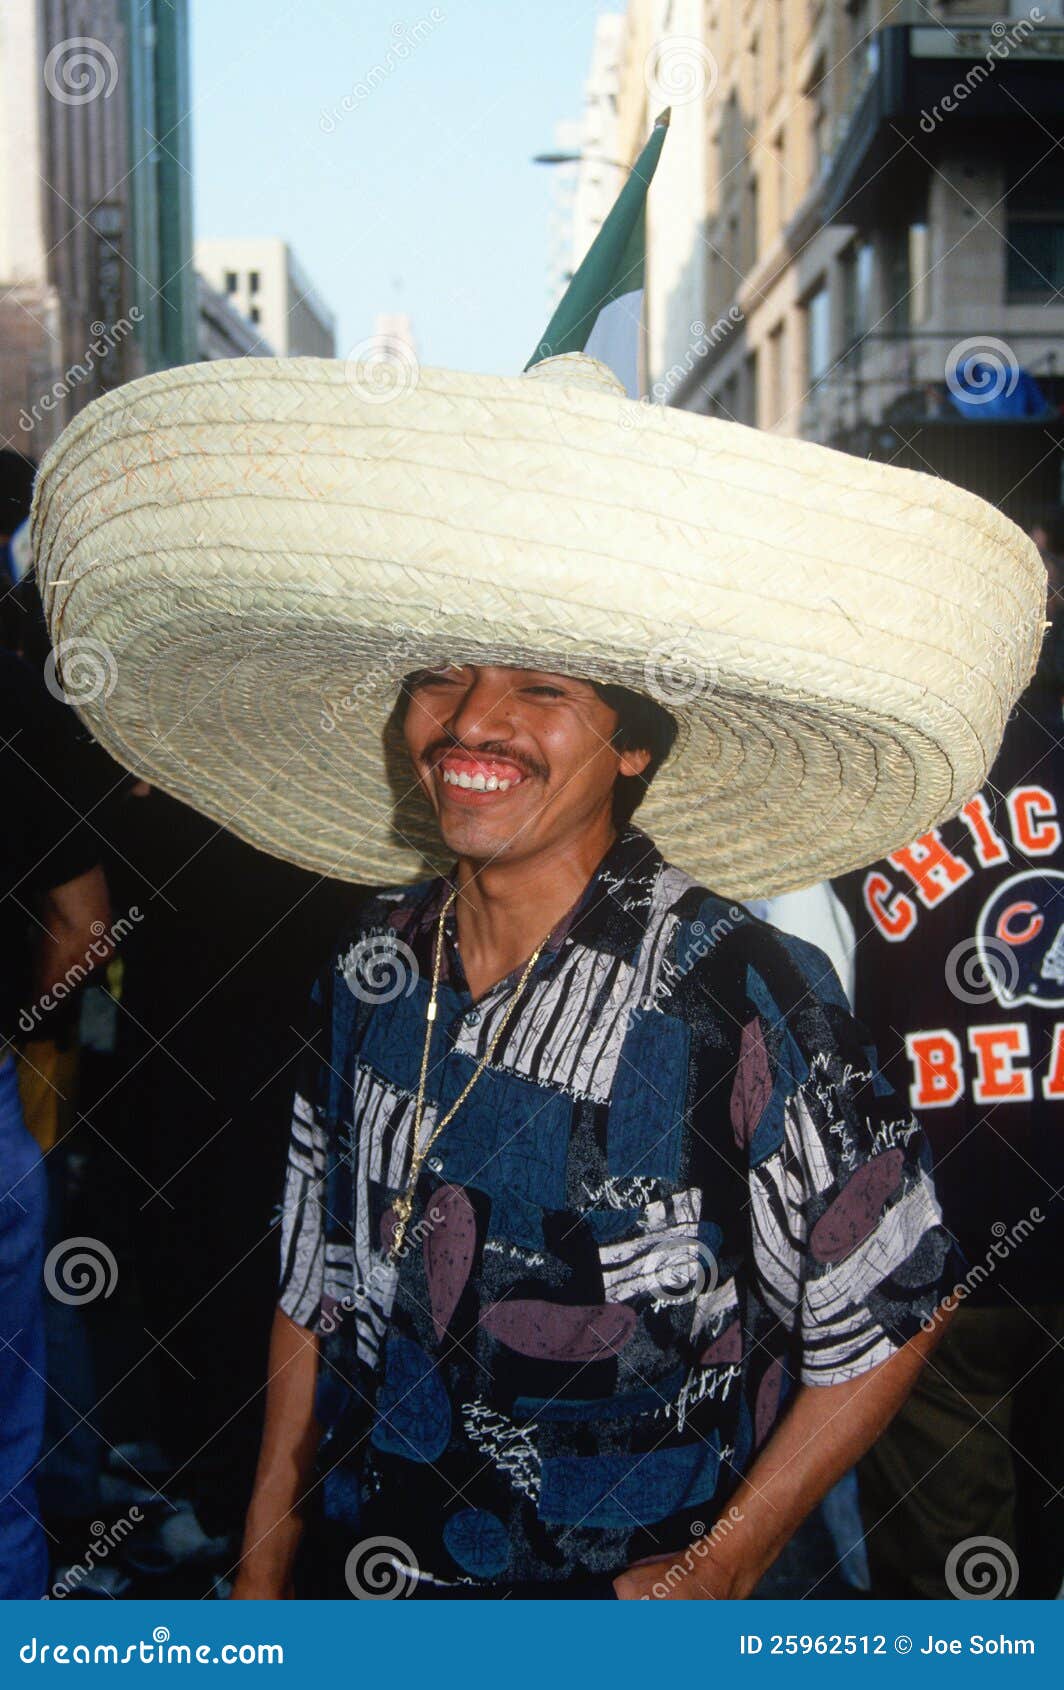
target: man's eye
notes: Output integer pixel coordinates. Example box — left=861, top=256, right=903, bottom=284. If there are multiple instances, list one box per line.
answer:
left=524, top=684, right=565, bottom=698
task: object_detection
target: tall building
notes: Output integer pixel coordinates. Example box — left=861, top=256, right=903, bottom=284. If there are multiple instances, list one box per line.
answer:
left=0, top=0, right=195, bottom=449
left=645, top=0, right=1064, bottom=525
left=613, top=0, right=710, bottom=396
left=370, top=312, right=417, bottom=360
left=551, top=2, right=711, bottom=396
left=195, top=239, right=336, bottom=358
left=545, top=14, right=628, bottom=313
left=196, top=273, right=274, bottom=361
left=125, top=0, right=196, bottom=373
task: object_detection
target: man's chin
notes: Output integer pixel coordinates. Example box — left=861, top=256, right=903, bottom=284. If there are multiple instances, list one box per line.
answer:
left=433, top=790, right=552, bottom=864
left=436, top=814, right=527, bottom=863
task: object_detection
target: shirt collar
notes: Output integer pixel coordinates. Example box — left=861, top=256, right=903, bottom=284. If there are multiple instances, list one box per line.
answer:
left=558, top=825, right=666, bottom=960
left=398, top=825, right=665, bottom=984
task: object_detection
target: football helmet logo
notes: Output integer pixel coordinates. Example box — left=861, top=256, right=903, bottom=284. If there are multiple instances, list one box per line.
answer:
left=975, top=870, right=1064, bottom=1008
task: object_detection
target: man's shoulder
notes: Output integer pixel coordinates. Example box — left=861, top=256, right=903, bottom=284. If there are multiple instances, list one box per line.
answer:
left=656, top=858, right=848, bottom=1027
left=347, top=874, right=438, bottom=934
left=314, top=875, right=441, bottom=988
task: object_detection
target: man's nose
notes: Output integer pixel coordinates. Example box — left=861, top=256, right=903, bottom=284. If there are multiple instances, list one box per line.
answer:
left=444, top=672, right=517, bottom=744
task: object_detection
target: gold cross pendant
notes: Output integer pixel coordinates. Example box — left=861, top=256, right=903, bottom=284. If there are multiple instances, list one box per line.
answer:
left=390, top=1193, right=413, bottom=1260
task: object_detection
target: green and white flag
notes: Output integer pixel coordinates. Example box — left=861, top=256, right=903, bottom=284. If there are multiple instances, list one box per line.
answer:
left=526, top=109, right=670, bottom=398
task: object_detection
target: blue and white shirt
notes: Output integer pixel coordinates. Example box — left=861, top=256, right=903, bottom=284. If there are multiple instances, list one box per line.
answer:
left=279, top=825, right=961, bottom=1587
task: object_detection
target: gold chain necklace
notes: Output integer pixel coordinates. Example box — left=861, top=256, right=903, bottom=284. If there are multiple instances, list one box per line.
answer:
left=389, top=888, right=551, bottom=1260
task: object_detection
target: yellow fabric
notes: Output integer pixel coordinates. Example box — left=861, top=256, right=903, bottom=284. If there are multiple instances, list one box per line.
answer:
left=15, top=1039, right=78, bottom=1152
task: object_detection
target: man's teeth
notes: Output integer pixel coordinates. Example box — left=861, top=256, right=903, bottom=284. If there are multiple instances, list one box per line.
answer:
left=441, top=768, right=515, bottom=791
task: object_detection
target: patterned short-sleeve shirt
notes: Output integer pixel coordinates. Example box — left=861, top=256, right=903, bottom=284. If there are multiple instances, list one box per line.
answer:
left=279, top=826, right=961, bottom=1588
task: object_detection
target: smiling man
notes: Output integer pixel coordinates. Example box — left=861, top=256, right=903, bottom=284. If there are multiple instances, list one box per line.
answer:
left=32, top=152, right=1044, bottom=1599
left=225, top=657, right=972, bottom=1600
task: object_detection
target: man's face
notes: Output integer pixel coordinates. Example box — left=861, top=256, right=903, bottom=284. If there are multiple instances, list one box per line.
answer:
left=402, top=663, right=650, bottom=866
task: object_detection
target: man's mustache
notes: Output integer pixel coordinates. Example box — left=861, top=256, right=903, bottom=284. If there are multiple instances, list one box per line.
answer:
left=420, top=736, right=548, bottom=782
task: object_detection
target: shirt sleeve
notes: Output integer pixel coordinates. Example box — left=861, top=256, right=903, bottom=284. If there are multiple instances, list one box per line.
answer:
left=745, top=932, right=964, bottom=1387
left=277, top=966, right=330, bottom=1329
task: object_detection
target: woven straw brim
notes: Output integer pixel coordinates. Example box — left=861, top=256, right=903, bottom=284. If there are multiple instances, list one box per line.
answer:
left=32, top=356, right=1045, bottom=899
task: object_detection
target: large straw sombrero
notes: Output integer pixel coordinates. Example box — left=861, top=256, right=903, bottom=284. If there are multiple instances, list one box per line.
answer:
left=31, top=348, right=1045, bottom=899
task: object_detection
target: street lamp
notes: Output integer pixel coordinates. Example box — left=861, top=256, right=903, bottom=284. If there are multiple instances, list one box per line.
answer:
left=531, top=150, right=629, bottom=170
left=533, top=148, right=629, bottom=282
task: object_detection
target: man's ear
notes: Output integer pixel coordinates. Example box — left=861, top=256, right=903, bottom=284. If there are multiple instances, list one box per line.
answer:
left=617, top=746, right=652, bottom=778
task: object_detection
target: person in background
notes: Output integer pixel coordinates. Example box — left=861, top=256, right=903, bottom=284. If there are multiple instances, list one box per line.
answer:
left=1, top=564, right=115, bottom=1163
left=1, top=552, right=368, bottom=1584
left=0, top=649, right=111, bottom=1598
left=0, top=449, right=37, bottom=601
left=829, top=518, right=1064, bottom=1599
left=107, top=789, right=367, bottom=1574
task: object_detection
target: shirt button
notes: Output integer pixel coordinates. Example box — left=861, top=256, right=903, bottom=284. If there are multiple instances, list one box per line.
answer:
left=464, top=1008, right=481, bottom=1027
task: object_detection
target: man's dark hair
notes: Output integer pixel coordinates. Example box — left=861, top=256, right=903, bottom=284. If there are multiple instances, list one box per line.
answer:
left=590, top=681, right=678, bottom=827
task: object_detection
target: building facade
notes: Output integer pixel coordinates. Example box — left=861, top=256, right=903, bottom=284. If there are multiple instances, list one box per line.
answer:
left=658, top=0, right=1064, bottom=522
left=196, top=272, right=274, bottom=361
left=548, top=2, right=711, bottom=397
left=0, top=0, right=195, bottom=451
left=194, top=239, right=336, bottom=358
left=543, top=13, right=628, bottom=314
left=572, top=0, right=1064, bottom=523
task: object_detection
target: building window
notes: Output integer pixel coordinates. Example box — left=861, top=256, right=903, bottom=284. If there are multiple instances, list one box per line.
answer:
left=841, top=238, right=873, bottom=345
left=807, top=71, right=830, bottom=185
left=1007, top=157, right=1064, bottom=301
left=225, top=270, right=238, bottom=294
left=909, top=221, right=931, bottom=324
left=935, top=0, right=998, bottom=15
left=721, top=90, right=743, bottom=180
left=249, top=305, right=261, bottom=324
left=743, top=348, right=759, bottom=427
left=880, top=222, right=908, bottom=330
left=806, top=282, right=831, bottom=385
left=879, top=205, right=931, bottom=329
left=708, top=236, right=725, bottom=319
left=767, top=319, right=787, bottom=426
left=249, top=270, right=261, bottom=295
left=774, top=129, right=787, bottom=226
left=845, top=0, right=878, bottom=92
left=744, top=175, right=760, bottom=271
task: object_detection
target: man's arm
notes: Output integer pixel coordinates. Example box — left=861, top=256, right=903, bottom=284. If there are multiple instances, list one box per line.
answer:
left=231, top=1308, right=321, bottom=1600
left=32, top=864, right=112, bottom=1006
left=616, top=1304, right=955, bottom=1599
left=619, top=926, right=965, bottom=1600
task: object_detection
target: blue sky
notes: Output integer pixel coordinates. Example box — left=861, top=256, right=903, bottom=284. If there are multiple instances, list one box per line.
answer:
left=190, top=1, right=611, bottom=373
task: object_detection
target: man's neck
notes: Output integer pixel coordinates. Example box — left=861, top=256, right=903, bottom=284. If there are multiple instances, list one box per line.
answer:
left=452, top=814, right=618, bottom=1000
